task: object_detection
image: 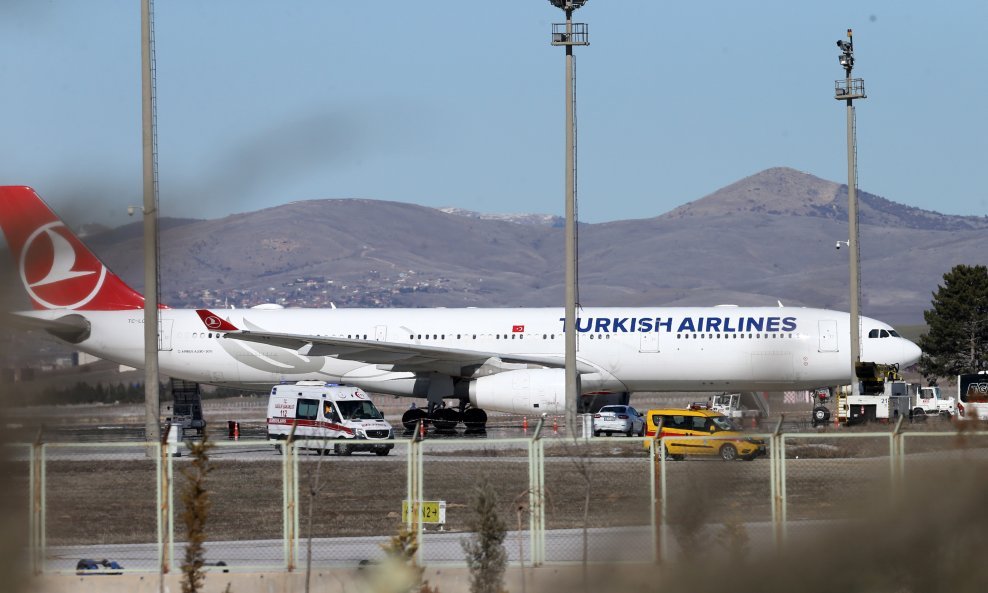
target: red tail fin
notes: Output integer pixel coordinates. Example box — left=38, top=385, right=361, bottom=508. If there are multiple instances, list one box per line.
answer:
left=0, top=186, right=147, bottom=310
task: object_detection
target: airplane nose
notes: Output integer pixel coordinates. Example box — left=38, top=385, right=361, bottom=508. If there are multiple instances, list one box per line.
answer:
left=903, top=340, right=922, bottom=367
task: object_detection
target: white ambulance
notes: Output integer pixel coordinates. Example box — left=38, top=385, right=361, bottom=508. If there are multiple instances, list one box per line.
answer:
left=267, top=381, right=395, bottom=456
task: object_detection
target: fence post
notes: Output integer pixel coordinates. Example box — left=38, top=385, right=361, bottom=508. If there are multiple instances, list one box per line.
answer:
left=891, top=415, right=905, bottom=503
left=157, top=426, right=172, bottom=578
left=529, top=417, right=546, bottom=567
left=283, top=439, right=298, bottom=571
left=651, top=418, right=663, bottom=565
left=405, top=419, right=425, bottom=566
left=29, top=438, right=44, bottom=576
left=770, top=415, right=785, bottom=554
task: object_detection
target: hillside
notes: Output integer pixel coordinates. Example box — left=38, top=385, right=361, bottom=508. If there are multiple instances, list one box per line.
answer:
left=2, top=167, right=987, bottom=329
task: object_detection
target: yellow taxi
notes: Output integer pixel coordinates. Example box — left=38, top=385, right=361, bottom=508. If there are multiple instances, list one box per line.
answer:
left=643, top=407, right=765, bottom=461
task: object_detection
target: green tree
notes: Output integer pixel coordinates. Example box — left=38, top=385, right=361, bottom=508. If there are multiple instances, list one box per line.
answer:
left=918, top=264, right=988, bottom=382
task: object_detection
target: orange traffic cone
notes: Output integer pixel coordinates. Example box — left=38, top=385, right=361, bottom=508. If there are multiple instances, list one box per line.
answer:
left=552, top=418, right=559, bottom=434
left=522, top=416, right=529, bottom=431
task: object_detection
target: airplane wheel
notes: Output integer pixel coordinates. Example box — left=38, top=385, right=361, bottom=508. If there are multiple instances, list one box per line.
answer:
left=463, top=407, right=488, bottom=430
left=402, top=408, right=428, bottom=432
left=431, top=407, right=460, bottom=431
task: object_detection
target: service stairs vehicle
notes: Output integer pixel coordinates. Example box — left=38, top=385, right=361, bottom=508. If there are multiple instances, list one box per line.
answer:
left=169, top=378, right=206, bottom=436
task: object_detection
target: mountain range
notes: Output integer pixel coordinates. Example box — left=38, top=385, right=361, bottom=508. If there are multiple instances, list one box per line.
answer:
left=3, top=167, right=987, bottom=328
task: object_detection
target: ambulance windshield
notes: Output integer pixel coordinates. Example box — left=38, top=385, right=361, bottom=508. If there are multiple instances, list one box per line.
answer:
left=336, top=400, right=384, bottom=421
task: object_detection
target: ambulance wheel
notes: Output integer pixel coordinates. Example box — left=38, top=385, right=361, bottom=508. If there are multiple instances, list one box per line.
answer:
left=335, top=441, right=352, bottom=456
left=719, top=443, right=738, bottom=461
left=375, top=448, right=391, bottom=457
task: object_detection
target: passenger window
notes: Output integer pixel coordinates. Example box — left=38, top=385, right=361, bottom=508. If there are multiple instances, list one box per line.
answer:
left=296, top=398, right=319, bottom=421
left=323, top=402, right=340, bottom=422
left=691, top=417, right=707, bottom=430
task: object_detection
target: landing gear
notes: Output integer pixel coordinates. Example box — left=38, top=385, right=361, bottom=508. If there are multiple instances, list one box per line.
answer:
left=401, top=401, right=489, bottom=432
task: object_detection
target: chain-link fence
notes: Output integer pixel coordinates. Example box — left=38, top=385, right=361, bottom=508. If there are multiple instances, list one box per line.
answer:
left=13, top=427, right=988, bottom=575
left=41, top=443, right=160, bottom=574
left=416, top=438, right=533, bottom=566
left=177, top=439, right=288, bottom=572
left=3, top=444, right=31, bottom=576
left=542, top=437, right=654, bottom=564
left=296, top=438, right=408, bottom=568
left=656, top=433, right=773, bottom=564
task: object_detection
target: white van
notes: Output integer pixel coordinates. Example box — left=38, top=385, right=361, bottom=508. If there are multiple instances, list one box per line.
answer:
left=267, top=381, right=395, bottom=456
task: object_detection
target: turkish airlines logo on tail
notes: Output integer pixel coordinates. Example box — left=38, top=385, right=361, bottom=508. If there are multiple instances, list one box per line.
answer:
left=20, top=222, right=107, bottom=310
left=202, top=315, right=224, bottom=330
left=195, top=309, right=239, bottom=331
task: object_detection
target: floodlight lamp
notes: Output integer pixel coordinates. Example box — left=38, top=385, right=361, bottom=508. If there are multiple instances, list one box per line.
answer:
left=548, top=0, right=588, bottom=10
left=837, top=40, right=850, bottom=51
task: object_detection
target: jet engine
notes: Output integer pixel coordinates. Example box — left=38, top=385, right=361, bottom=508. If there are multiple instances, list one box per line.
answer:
left=468, top=368, right=565, bottom=415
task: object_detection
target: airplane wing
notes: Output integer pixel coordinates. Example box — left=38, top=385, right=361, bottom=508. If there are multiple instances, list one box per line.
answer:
left=195, top=309, right=597, bottom=375
left=7, top=312, right=90, bottom=343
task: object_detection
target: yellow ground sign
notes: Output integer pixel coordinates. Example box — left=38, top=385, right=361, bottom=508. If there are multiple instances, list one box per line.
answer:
left=401, top=500, right=446, bottom=524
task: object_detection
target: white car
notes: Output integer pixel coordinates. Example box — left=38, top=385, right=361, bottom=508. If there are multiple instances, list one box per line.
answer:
left=592, top=405, right=645, bottom=437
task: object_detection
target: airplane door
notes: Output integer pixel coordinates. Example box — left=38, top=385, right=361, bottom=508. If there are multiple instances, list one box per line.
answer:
left=818, top=320, right=838, bottom=352
left=639, top=332, right=660, bottom=353
left=158, top=319, right=173, bottom=351
left=375, top=325, right=387, bottom=341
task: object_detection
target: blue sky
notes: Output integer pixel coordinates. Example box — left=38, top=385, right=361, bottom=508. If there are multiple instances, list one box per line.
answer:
left=0, top=1, right=985, bottom=226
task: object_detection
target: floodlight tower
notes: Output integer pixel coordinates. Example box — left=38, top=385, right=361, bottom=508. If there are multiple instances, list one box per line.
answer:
left=548, top=0, right=589, bottom=435
left=834, top=29, right=866, bottom=395
left=141, top=0, right=161, bottom=443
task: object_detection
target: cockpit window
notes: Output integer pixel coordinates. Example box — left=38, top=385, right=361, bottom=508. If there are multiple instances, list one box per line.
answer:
left=868, top=329, right=898, bottom=338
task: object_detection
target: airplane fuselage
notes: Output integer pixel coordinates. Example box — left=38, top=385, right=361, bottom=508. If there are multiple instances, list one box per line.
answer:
left=20, top=305, right=917, bottom=397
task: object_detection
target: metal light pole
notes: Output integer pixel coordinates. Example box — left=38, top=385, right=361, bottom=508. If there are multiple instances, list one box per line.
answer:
left=548, top=0, right=589, bottom=435
left=834, top=29, right=866, bottom=395
left=141, top=0, right=161, bottom=443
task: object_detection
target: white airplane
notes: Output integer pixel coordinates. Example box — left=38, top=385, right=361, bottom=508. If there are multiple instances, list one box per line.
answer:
left=0, top=186, right=921, bottom=429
